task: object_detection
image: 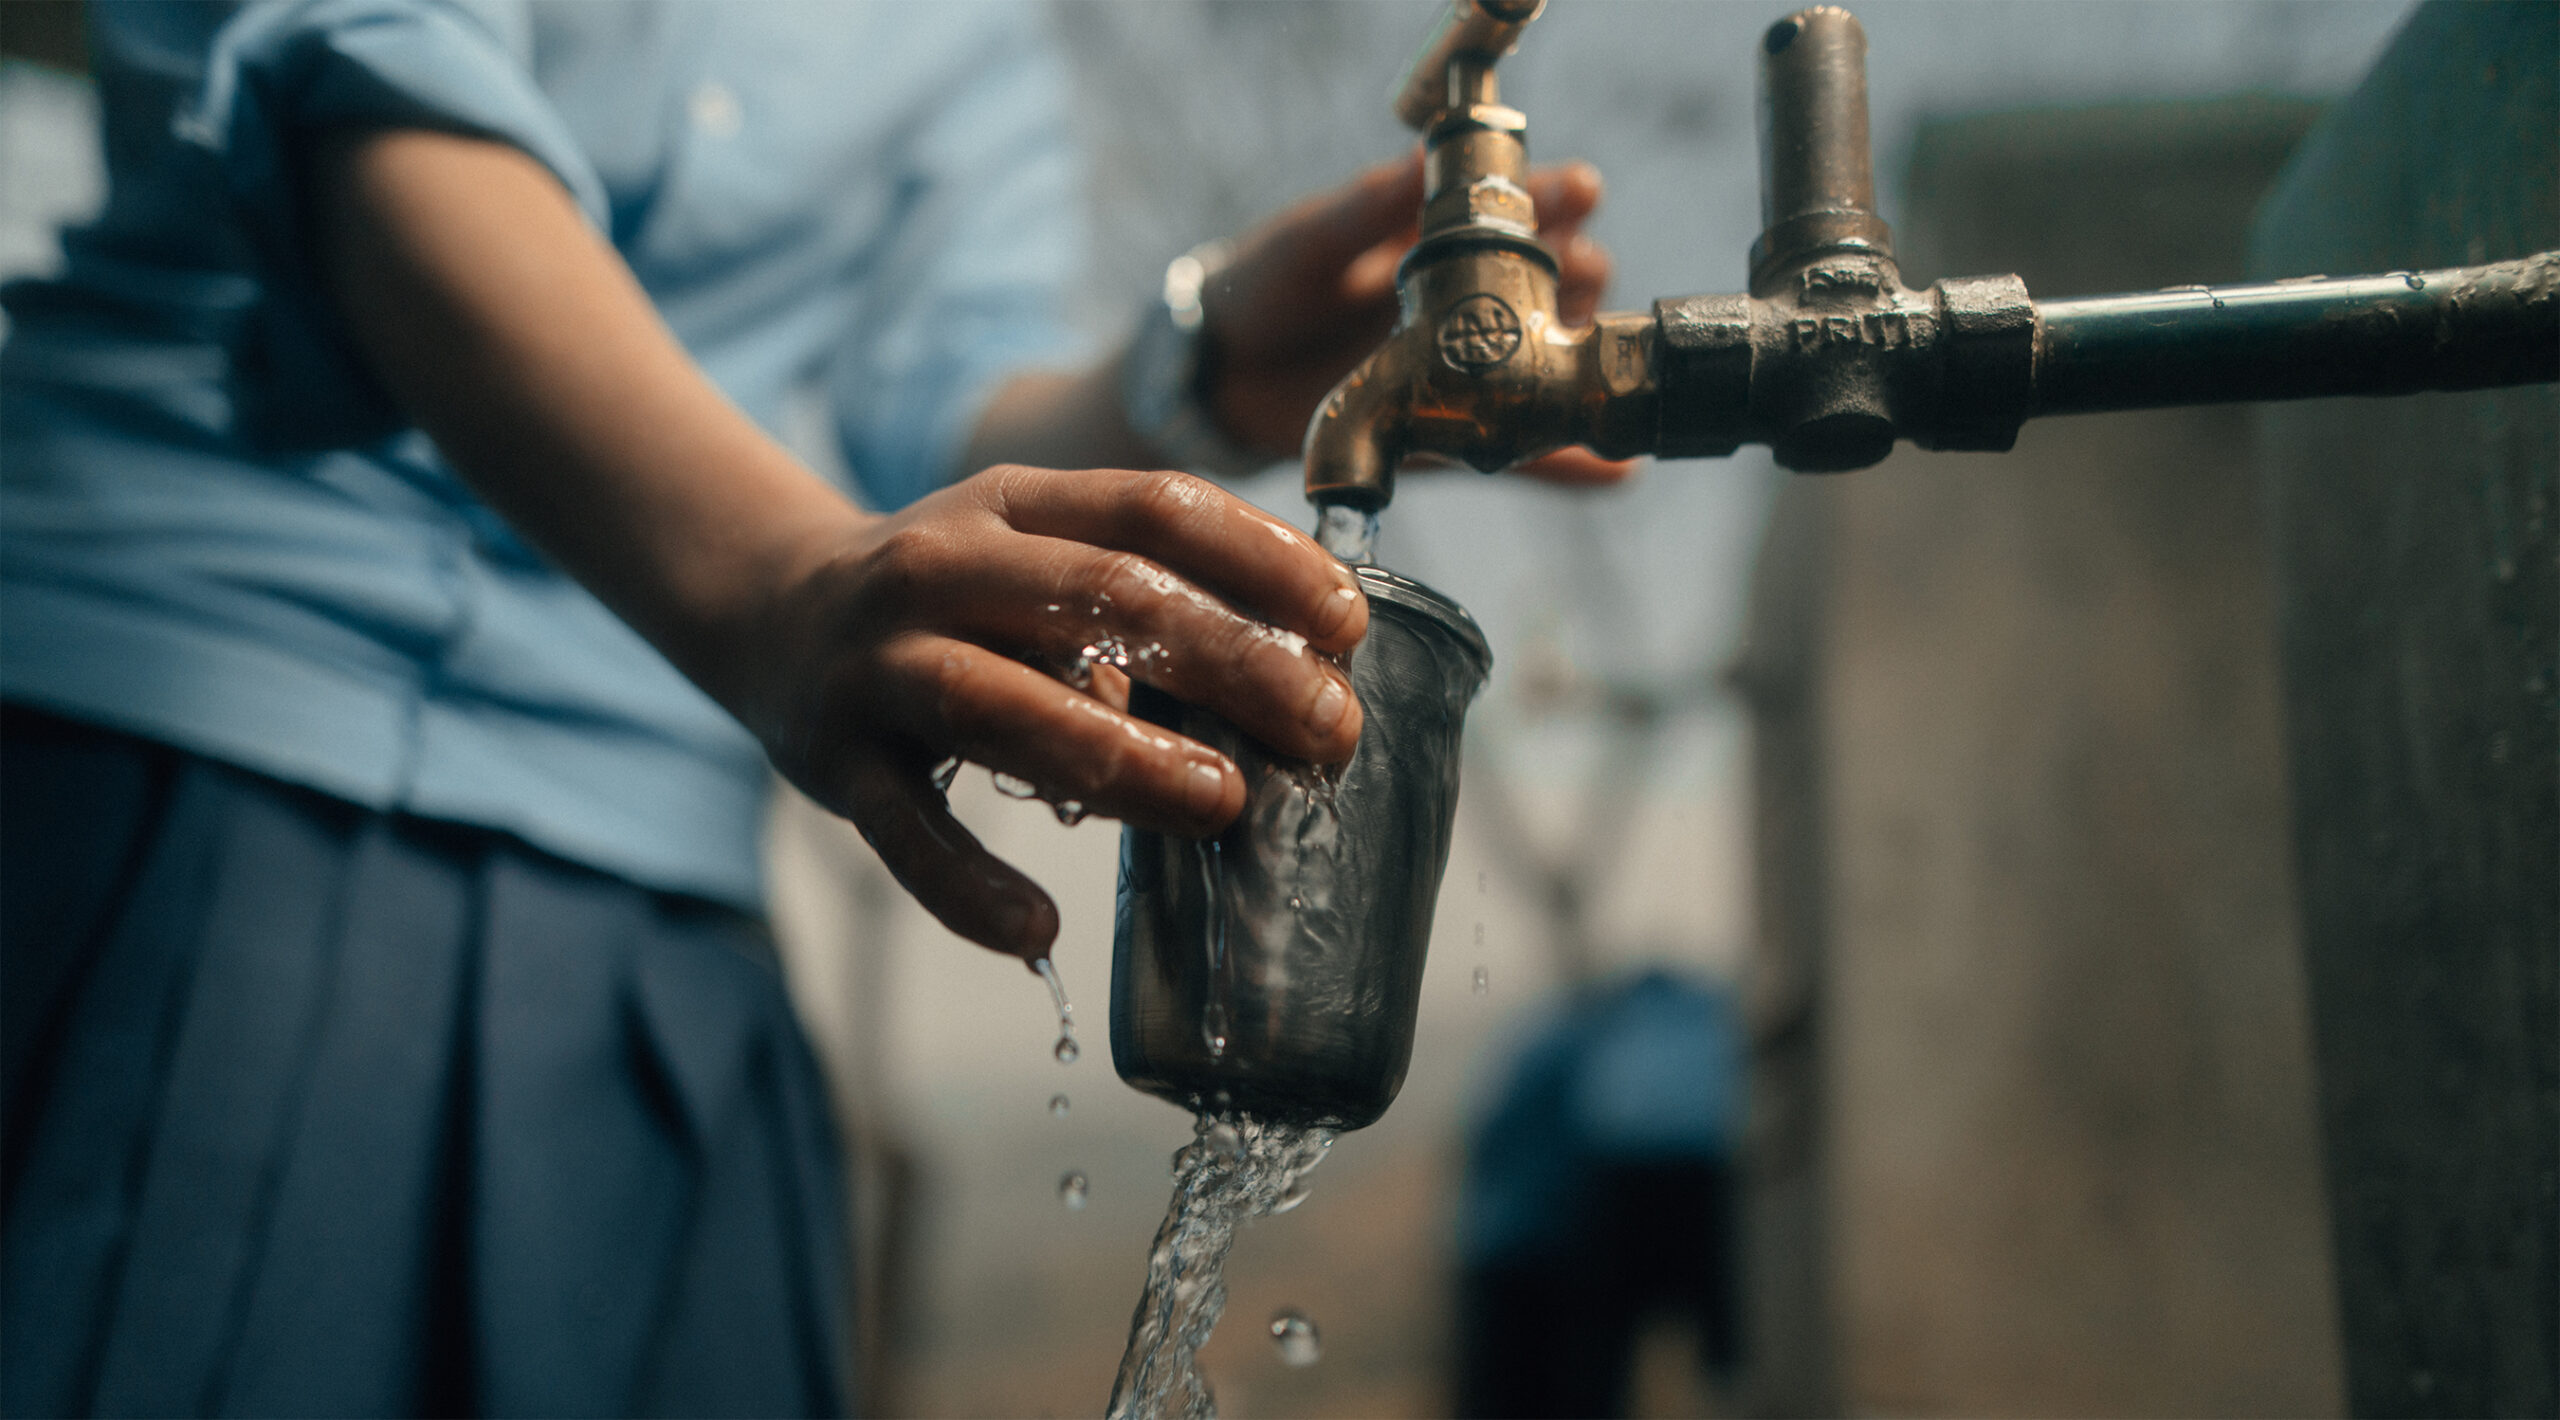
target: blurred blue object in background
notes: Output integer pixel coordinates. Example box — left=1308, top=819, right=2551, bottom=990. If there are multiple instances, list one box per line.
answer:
left=1455, top=969, right=1744, bottom=1418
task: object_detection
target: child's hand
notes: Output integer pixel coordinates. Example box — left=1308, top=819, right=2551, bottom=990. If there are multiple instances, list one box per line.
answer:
left=745, top=464, right=1368, bottom=962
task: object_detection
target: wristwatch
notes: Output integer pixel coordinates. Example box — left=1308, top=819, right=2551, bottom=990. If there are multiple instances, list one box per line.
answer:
left=1121, top=239, right=1270, bottom=478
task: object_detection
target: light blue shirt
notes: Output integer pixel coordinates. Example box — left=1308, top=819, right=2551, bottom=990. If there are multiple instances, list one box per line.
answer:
left=1, top=0, right=1093, bottom=910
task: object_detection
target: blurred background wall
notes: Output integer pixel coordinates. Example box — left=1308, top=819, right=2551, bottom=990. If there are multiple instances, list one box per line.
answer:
left=1743, top=94, right=2342, bottom=1417
left=4, top=2, right=2467, bottom=1416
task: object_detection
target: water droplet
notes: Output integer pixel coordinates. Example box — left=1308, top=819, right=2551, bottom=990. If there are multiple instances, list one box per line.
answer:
left=1053, top=799, right=1089, bottom=826
left=1288, top=894, right=1303, bottom=911
left=1058, top=1171, right=1089, bottom=1210
left=992, top=771, right=1040, bottom=799
left=1269, top=1310, right=1321, bottom=1367
left=1472, top=966, right=1490, bottom=995
left=1049, top=1093, right=1071, bottom=1118
left=1035, top=957, right=1072, bottom=1021
left=1202, top=1001, right=1230, bottom=1058
left=930, top=757, right=962, bottom=792
left=2403, top=272, right=2426, bottom=290
left=1034, top=957, right=1078, bottom=1064
left=1272, top=1182, right=1312, bottom=1214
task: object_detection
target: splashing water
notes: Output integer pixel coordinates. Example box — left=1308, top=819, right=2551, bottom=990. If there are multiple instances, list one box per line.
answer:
left=1036, top=957, right=1079, bottom=1066
left=1196, top=839, right=1231, bottom=1058
left=1314, top=505, right=1379, bottom=565
left=1106, top=1115, right=1337, bottom=1420
left=1060, top=1171, right=1090, bottom=1211
left=1204, top=1120, right=1244, bottom=1162
left=1268, top=1311, right=1321, bottom=1367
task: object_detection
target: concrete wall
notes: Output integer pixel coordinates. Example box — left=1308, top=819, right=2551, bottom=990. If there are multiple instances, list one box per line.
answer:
left=2252, top=5, right=2558, bottom=1412
left=1744, top=98, right=2345, bottom=1415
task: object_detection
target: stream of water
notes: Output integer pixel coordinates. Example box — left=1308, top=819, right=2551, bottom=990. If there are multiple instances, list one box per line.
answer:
left=1105, top=1114, right=1337, bottom=1420
left=1314, top=505, right=1379, bottom=566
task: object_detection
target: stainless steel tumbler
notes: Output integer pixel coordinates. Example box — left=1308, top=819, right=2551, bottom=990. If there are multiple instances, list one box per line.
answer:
left=1109, top=564, right=1492, bottom=1130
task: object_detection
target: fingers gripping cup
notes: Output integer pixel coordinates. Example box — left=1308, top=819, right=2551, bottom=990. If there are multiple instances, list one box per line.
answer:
left=1110, top=565, right=1491, bottom=1130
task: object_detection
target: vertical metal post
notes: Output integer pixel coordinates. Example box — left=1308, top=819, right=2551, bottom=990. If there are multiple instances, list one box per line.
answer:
left=1751, top=7, right=1894, bottom=293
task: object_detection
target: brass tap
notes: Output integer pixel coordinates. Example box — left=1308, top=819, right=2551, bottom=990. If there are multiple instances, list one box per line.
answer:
left=1302, top=2, right=2558, bottom=513
left=1304, top=0, right=1659, bottom=511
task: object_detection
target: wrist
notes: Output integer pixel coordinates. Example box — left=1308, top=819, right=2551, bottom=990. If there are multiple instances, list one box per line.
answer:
left=654, top=457, right=878, bottom=750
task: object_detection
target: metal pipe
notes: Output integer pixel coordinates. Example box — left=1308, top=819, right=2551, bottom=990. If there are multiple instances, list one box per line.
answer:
left=1751, top=6, right=1893, bottom=293
left=1391, top=0, right=1546, bottom=131
left=2033, top=254, right=2560, bottom=416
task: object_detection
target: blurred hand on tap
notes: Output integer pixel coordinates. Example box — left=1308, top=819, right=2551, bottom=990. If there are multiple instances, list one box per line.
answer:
left=964, top=150, right=1636, bottom=491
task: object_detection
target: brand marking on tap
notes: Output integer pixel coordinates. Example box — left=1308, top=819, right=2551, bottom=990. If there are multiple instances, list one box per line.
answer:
left=1790, top=309, right=1912, bottom=351
left=1437, top=294, right=1524, bottom=371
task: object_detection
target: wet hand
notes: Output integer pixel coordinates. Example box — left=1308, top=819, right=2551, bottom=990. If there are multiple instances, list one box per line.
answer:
left=1200, top=151, right=1636, bottom=487
left=749, top=466, right=1368, bottom=962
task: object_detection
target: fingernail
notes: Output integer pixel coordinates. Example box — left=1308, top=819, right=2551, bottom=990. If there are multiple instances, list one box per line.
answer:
left=1185, top=760, right=1229, bottom=820
left=1307, top=672, right=1352, bottom=736
left=1313, top=583, right=1361, bottom=639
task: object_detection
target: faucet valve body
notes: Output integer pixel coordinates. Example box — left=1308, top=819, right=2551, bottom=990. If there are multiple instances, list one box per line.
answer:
left=1305, top=0, right=1659, bottom=510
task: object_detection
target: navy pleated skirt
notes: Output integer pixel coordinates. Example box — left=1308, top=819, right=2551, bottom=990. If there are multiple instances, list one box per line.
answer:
left=1, top=707, right=848, bottom=1417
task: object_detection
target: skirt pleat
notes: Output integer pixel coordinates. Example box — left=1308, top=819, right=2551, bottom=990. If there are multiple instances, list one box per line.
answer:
left=1, top=710, right=849, bottom=1417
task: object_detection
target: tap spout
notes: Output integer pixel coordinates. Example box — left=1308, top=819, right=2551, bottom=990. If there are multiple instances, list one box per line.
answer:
left=1301, top=346, right=1409, bottom=513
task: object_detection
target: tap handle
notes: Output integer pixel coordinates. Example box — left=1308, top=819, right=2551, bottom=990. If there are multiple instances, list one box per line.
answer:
left=1392, top=0, right=1546, bottom=130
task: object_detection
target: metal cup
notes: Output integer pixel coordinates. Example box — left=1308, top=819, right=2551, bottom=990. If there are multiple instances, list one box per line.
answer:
left=1109, top=564, right=1492, bottom=1130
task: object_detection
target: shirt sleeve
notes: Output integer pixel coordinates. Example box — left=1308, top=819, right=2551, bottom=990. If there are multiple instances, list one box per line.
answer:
left=824, top=7, right=1098, bottom=513
left=176, top=0, right=612, bottom=450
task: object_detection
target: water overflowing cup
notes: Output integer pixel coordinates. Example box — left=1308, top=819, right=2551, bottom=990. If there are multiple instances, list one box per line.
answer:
left=1110, top=564, right=1491, bottom=1130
